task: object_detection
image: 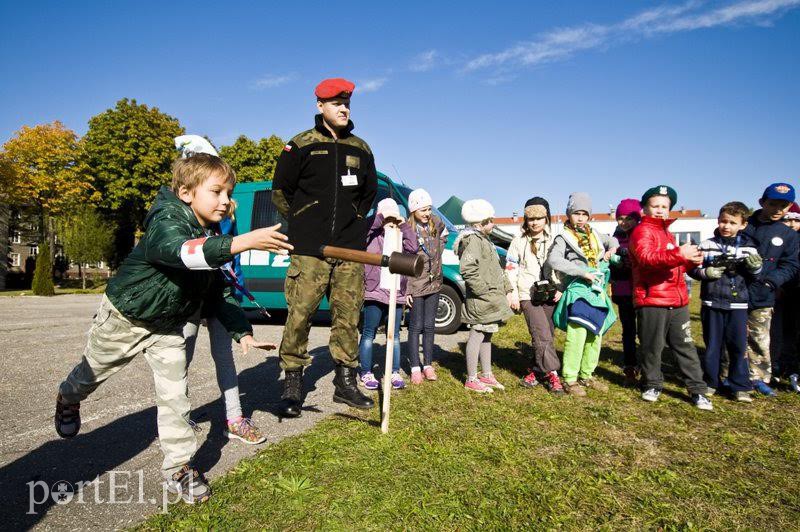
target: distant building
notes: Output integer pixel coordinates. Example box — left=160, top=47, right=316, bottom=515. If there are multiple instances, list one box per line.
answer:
left=495, top=208, right=717, bottom=244
left=5, top=207, right=111, bottom=288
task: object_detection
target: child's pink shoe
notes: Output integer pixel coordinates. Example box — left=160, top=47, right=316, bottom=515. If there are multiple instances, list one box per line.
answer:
left=410, top=370, right=424, bottom=385
left=423, top=366, right=438, bottom=381
left=465, top=378, right=493, bottom=393
left=479, top=374, right=505, bottom=391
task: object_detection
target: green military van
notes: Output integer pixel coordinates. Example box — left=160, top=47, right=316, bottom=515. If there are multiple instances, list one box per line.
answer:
left=232, top=172, right=468, bottom=333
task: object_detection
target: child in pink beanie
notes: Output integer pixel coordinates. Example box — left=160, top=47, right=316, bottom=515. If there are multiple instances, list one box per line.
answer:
left=610, top=198, right=642, bottom=386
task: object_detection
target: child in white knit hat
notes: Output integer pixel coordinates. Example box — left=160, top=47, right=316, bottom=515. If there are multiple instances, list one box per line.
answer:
left=454, top=199, right=514, bottom=393
left=406, top=189, right=449, bottom=384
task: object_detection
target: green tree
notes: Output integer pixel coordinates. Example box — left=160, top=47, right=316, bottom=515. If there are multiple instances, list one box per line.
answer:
left=82, top=98, right=184, bottom=264
left=219, top=134, right=284, bottom=182
left=0, top=122, right=90, bottom=256
left=58, top=207, right=115, bottom=289
left=31, top=242, right=55, bottom=296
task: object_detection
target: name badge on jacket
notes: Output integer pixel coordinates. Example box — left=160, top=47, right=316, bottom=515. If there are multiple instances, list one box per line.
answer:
left=341, top=170, right=358, bottom=187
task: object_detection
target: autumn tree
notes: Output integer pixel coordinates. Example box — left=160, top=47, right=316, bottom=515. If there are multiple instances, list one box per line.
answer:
left=82, top=98, right=184, bottom=264
left=58, top=207, right=115, bottom=289
left=218, top=134, right=284, bottom=182
left=0, top=122, right=90, bottom=256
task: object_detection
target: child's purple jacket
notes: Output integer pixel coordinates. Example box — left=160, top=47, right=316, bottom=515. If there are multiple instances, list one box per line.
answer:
left=363, top=213, right=419, bottom=305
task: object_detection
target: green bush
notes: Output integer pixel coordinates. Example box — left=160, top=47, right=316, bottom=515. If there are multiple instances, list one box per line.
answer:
left=31, top=243, right=55, bottom=296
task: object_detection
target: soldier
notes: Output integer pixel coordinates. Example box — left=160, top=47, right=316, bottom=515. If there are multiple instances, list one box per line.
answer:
left=272, top=78, right=378, bottom=417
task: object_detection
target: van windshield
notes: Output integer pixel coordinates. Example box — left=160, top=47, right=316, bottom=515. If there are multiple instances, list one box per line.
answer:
left=396, top=185, right=458, bottom=234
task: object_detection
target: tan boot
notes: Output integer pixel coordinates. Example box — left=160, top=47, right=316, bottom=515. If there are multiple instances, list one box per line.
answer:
left=563, top=381, right=587, bottom=397
left=579, top=377, right=608, bottom=393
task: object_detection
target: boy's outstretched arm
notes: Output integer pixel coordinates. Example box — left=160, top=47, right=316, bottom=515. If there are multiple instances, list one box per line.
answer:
left=231, top=223, right=293, bottom=255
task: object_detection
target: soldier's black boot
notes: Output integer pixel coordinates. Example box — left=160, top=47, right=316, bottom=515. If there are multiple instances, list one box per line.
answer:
left=280, top=369, right=304, bottom=418
left=332, top=365, right=375, bottom=410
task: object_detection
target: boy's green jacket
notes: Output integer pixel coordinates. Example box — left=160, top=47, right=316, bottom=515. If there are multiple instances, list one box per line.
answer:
left=553, top=262, right=616, bottom=335
left=105, top=186, right=253, bottom=340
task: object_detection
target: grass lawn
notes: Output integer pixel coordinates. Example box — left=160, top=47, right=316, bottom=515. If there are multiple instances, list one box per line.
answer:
left=143, top=293, right=800, bottom=530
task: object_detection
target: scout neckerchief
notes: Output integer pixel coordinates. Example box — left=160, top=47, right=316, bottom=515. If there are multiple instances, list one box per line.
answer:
left=523, top=230, right=548, bottom=280
left=567, top=223, right=599, bottom=268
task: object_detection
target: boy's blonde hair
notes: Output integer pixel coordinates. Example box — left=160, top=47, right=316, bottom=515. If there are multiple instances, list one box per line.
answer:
left=171, top=153, right=236, bottom=193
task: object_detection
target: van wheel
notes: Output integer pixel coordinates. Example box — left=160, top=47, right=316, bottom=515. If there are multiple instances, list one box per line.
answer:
left=435, top=285, right=462, bottom=335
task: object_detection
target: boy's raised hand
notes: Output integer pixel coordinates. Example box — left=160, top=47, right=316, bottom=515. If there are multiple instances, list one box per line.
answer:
left=239, top=334, right=277, bottom=355
left=232, top=223, right=294, bottom=255
left=679, top=243, right=703, bottom=265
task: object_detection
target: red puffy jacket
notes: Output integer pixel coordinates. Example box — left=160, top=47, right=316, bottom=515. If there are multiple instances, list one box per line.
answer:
left=630, top=216, right=693, bottom=308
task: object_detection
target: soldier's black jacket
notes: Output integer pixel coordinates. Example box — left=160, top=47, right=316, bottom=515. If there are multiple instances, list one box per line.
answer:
left=272, top=114, right=378, bottom=257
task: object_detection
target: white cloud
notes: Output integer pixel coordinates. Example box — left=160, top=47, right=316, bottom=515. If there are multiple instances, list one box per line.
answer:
left=358, top=78, right=388, bottom=93
left=464, top=0, right=800, bottom=72
left=409, top=50, right=439, bottom=72
left=253, top=73, right=296, bottom=89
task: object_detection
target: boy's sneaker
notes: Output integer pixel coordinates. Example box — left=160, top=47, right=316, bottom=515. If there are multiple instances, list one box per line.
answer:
left=410, top=369, right=424, bottom=385
left=734, top=391, right=753, bottom=403
left=391, top=372, right=406, bottom=389
left=563, top=381, right=587, bottom=397
left=479, top=374, right=505, bottom=391
left=360, top=372, right=379, bottom=391
left=753, top=380, right=777, bottom=397
left=165, top=465, right=211, bottom=504
left=519, top=369, right=539, bottom=388
left=227, top=417, right=267, bottom=445
left=789, top=374, right=800, bottom=393
left=544, top=371, right=564, bottom=395
left=622, top=366, right=639, bottom=387
left=422, top=366, right=438, bottom=381
left=55, top=394, right=81, bottom=438
left=692, top=394, right=713, bottom=411
left=465, top=378, right=493, bottom=393
left=579, top=377, right=608, bottom=393
left=641, top=388, right=661, bottom=402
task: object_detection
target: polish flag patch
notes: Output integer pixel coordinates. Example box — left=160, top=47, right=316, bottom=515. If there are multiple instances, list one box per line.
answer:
left=180, top=237, right=213, bottom=270
left=283, top=144, right=292, bottom=152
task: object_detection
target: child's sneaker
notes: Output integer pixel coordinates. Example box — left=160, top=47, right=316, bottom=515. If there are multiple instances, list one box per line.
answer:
left=563, top=381, right=586, bottom=397
left=465, top=378, right=493, bottom=393
left=734, top=391, right=753, bottom=403
left=391, top=372, right=406, bottom=389
left=579, top=377, right=608, bottom=393
left=789, top=374, right=800, bottom=393
left=227, top=417, right=267, bottom=445
left=55, top=394, right=81, bottom=438
left=410, top=369, right=424, bottom=385
left=641, top=388, right=661, bottom=402
left=165, top=465, right=211, bottom=504
left=519, top=369, right=539, bottom=388
left=753, top=380, right=777, bottom=397
left=692, top=394, right=713, bottom=411
left=622, top=366, right=639, bottom=387
left=422, top=366, right=438, bottom=381
left=479, top=374, right=505, bottom=391
left=360, top=372, right=379, bottom=391
left=544, top=371, right=564, bottom=395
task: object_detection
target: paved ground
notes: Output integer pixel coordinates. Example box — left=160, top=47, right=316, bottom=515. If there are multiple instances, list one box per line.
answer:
left=0, top=294, right=467, bottom=530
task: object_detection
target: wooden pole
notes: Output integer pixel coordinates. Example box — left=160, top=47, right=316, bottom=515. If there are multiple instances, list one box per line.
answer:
left=380, top=228, right=402, bottom=434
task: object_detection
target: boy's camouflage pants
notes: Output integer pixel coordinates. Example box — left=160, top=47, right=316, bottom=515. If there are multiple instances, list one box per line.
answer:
left=280, top=255, right=364, bottom=371
left=746, top=307, right=774, bottom=383
left=59, top=294, right=195, bottom=479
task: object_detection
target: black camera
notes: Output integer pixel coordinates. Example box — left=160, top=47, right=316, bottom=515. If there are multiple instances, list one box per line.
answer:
left=531, top=280, right=557, bottom=303
left=709, top=254, right=744, bottom=272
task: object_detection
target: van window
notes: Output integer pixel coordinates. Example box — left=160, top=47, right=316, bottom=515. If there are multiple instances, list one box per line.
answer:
left=251, top=190, right=287, bottom=230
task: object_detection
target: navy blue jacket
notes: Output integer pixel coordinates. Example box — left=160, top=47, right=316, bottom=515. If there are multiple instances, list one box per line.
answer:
left=690, top=231, right=760, bottom=310
left=743, top=211, right=800, bottom=308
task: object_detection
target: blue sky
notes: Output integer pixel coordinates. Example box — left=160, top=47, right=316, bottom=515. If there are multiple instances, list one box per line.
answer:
left=1, top=1, right=798, bottom=217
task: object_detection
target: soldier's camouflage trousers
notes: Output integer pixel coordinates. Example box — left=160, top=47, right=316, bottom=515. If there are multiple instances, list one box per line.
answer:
left=59, top=294, right=195, bottom=479
left=280, top=255, right=364, bottom=371
left=746, top=307, right=774, bottom=383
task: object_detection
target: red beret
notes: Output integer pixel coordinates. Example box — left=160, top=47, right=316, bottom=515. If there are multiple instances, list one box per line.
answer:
left=315, top=78, right=355, bottom=99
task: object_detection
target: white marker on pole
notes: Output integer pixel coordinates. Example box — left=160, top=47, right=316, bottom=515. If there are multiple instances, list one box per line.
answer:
left=380, top=225, right=402, bottom=434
